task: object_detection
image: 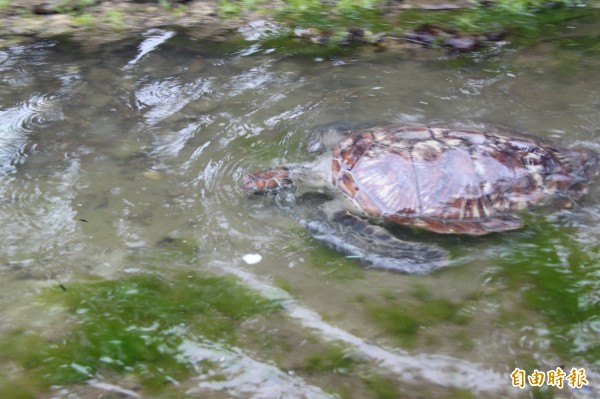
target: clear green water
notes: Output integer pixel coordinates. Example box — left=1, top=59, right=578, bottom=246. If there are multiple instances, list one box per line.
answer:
left=0, top=14, right=599, bottom=399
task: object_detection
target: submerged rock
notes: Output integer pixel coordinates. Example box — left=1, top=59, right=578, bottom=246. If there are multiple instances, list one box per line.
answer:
left=404, top=24, right=506, bottom=52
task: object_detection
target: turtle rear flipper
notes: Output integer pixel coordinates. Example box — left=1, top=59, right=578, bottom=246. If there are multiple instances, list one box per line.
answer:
left=304, top=211, right=449, bottom=274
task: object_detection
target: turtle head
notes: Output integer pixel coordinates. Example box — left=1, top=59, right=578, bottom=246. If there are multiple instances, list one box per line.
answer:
left=241, top=167, right=296, bottom=196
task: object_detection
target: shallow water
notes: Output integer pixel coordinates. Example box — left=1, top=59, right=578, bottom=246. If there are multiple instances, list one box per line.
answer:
left=1, top=14, right=600, bottom=399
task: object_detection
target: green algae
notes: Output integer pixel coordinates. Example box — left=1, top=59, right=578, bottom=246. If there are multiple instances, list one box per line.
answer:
left=281, top=226, right=366, bottom=280
left=364, top=302, right=421, bottom=347
left=0, top=364, right=47, bottom=399
left=446, top=387, right=478, bottom=399
left=492, top=221, right=600, bottom=366
left=121, top=236, right=200, bottom=268
left=367, top=217, right=599, bottom=366
left=362, top=375, right=400, bottom=399
left=302, top=342, right=363, bottom=374
left=52, top=0, right=97, bottom=14
left=0, top=272, right=282, bottom=396
left=222, top=0, right=388, bottom=56
left=154, top=236, right=200, bottom=263
left=217, top=0, right=597, bottom=55
left=220, top=0, right=388, bottom=30
left=558, top=35, right=600, bottom=53
left=273, top=276, right=295, bottom=294
left=397, top=3, right=589, bottom=37
left=359, top=285, right=473, bottom=347
left=307, top=243, right=366, bottom=280
left=299, top=344, right=447, bottom=399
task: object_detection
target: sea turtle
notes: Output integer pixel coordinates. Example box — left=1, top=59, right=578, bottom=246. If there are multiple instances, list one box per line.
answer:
left=242, top=125, right=598, bottom=274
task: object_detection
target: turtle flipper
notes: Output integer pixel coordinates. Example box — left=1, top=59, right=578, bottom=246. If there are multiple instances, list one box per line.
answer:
left=303, top=211, right=449, bottom=274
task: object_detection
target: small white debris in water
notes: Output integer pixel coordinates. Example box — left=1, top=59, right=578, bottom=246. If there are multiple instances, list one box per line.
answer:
left=142, top=169, right=161, bottom=180
left=242, top=253, right=262, bottom=265
left=123, top=267, right=141, bottom=273
left=70, top=362, right=91, bottom=376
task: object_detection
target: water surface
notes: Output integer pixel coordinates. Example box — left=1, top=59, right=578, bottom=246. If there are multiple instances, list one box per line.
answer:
left=1, top=16, right=599, bottom=398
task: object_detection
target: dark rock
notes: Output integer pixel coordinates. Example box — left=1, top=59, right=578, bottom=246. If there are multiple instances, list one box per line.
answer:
left=404, top=24, right=445, bottom=46
left=405, top=24, right=505, bottom=52
left=16, top=0, right=99, bottom=14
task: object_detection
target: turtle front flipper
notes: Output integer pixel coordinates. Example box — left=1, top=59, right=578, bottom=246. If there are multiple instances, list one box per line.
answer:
left=303, top=211, right=449, bottom=274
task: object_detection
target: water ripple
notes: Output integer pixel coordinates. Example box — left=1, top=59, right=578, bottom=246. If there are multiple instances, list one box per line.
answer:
left=134, top=77, right=213, bottom=125
left=0, top=41, right=58, bottom=87
left=0, top=158, right=80, bottom=261
left=0, top=94, right=63, bottom=173
left=181, top=338, right=335, bottom=399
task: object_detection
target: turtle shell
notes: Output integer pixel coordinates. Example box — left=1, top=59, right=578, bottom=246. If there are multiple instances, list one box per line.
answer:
left=331, top=126, right=597, bottom=235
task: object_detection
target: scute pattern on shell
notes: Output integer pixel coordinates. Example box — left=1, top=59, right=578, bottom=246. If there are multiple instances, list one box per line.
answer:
left=331, top=126, right=595, bottom=235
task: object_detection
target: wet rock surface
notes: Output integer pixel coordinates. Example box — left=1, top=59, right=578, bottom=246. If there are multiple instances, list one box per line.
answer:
left=404, top=24, right=507, bottom=52
left=1, top=0, right=585, bottom=53
left=0, top=0, right=481, bottom=50
left=0, top=0, right=241, bottom=48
